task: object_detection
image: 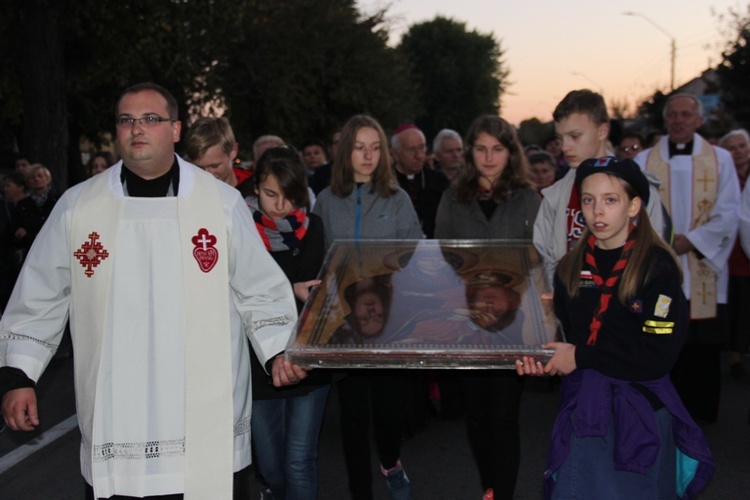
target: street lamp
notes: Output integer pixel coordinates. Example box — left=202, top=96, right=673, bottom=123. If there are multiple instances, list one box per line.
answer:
left=623, top=11, right=676, bottom=90
left=570, top=72, right=604, bottom=95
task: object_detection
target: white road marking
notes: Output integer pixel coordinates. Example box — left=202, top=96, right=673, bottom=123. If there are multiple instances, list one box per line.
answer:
left=0, top=414, right=78, bottom=475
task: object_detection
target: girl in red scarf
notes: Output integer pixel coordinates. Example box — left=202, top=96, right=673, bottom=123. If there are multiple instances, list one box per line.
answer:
left=248, top=145, right=330, bottom=500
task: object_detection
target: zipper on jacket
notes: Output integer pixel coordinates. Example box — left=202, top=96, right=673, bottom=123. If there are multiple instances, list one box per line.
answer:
left=355, top=184, right=363, bottom=241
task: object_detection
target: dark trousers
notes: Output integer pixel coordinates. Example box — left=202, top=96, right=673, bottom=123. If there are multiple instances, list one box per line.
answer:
left=728, top=276, right=750, bottom=353
left=458, top=370, right=524, bottom=500
left=672, top=342, right=722, bottom=423
left=84, top=466, right=251, bottom=500
left=337, top=369, right=409, bottom=500
left=671, top=305, right=727, bottom=423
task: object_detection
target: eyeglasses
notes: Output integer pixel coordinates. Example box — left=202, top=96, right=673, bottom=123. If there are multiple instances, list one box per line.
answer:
left=619, top=144, right=641, bottom=153
left=116, top=115, right=175, bottom=128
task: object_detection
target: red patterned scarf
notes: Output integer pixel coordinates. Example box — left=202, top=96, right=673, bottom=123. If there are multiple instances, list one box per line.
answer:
left=583, top=225, right=635, bottom=345
left=249, top=200, right=309, bottom=252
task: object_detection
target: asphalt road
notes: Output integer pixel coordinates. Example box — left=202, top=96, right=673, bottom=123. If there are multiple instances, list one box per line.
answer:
left=1, top=354, right=749, bottom=499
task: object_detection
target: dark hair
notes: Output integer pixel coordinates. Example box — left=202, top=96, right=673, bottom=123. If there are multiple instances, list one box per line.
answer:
left=524, top=144, right=543, bottom=155
left=116, top=82, right=179, bottom=119
left=455, top=115, right=532, bottom=204
left=465, top=280, right=521, bottom=332
left=254, top=145, right=310, bottom=211
left=301, top=138, right=328, bottom=152
left=4, top=172, right=28, bottom=191
left=528, top=151, right=556, bottom=167
left=343, top=275, right=393, bottom=338
left=556, top=176, right=680, bottom=303
left=88, top=151, right=116, bottom=169
left=619, top=131, right=644, bottom=146
left=14, top=153, right=32, bottom=164
left=553, top=89, right=608, bottom=125
left=331, top=114, right=396, bottom=198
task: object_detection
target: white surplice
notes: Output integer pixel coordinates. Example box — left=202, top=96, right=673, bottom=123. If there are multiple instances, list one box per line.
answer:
left=0, top=157, right=297, bottom=498
left=635, top=135, right=740, bottom=303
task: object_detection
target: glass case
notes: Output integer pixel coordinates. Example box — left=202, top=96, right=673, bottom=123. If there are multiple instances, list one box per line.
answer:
left=285, top=239, right=559, bottom=369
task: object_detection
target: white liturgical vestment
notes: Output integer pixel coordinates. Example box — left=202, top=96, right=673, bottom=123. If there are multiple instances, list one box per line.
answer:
left=0, top=157, right=297, bottom=498
left=635, top=135, right=740, bottom=305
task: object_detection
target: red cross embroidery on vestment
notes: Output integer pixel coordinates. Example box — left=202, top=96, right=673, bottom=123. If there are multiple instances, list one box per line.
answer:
left=74, top=232, right=109, bottom=278
left=192, top=228, right=219, bottom=273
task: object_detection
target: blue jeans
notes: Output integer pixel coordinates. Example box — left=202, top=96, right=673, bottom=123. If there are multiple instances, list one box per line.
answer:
left=251, top=385, right=330, bottom=500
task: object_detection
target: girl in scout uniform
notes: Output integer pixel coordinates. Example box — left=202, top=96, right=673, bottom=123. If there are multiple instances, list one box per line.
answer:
left=517, top=157, right=714, bottom=499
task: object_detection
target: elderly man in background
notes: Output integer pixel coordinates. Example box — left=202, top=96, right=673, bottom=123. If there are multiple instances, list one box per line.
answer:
left=432, top=128, right=464, bottom=182
left=391, top=124, right=448, bottom=239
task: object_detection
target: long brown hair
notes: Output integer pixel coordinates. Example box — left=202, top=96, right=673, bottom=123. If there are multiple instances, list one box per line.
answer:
left=331, top=115, right=397, bottom=198
left=456, top=115, right=532, bottom=204
left=556, top=175, right=681, bottom=303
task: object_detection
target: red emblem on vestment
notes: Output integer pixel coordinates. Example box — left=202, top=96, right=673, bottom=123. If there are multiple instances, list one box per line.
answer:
left=192, top=228, right=219, bottom=273
left=74, top=232, right=110, bottom=277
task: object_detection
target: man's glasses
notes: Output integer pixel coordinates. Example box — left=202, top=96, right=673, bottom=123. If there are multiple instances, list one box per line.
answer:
left=116, top=115, right=175, bottom=128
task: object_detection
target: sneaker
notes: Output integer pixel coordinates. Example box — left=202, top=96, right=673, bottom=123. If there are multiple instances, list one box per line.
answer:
left=259, top=487, right=275, bottom=500
left=381, top=461, right=413, bottom=500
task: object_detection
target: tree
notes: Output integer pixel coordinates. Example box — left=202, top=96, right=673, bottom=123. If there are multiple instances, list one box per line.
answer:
left=1, top=0, right=421, bottom=185
left=636, top=90, right=669, bottom=132
left=2, top=0, right=241, bottom=185
left=397, top=16, right=509, bottom=141
left=215, top=0, right=418, bottom=150
left=717, top=5, right=750, bottom=130
left=0, top=0, right=69, bottom=189
left=517, top=118, right=553, bottom=147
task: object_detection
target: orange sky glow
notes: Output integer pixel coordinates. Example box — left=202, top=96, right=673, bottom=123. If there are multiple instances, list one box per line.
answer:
left=360, top=0, right=746, bottom=126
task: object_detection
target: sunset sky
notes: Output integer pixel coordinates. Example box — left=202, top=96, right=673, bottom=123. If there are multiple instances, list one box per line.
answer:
left=360, top=0, right=745, bottom=125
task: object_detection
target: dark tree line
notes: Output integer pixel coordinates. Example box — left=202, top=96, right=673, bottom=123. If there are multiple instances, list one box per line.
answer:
left=1, top=0, right=509, bottom=189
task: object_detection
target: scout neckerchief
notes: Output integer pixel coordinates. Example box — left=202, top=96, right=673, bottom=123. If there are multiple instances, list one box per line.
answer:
left=583, top=226, right=636, bottom=345
left=646, top=136, right=718, bottom=319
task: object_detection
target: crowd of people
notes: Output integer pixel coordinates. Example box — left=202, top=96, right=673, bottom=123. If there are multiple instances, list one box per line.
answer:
left=1, top=82, right=749, bottom=500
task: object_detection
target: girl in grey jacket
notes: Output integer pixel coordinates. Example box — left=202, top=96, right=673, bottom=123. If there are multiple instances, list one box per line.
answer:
left=313, top=114, right=421, bottom=500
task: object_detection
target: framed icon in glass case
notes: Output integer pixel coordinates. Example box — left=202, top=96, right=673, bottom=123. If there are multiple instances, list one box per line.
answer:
left=285, top=239, right=559, bottom=369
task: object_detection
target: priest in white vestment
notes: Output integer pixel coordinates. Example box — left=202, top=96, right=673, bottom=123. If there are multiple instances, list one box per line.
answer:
left=0, top=83, right=306, bottom=500
left=634, top=92, right=739, bottom=424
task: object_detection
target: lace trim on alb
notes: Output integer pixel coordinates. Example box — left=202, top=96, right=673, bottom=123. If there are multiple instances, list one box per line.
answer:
left=253, top=315, right=292, bottom=331
left=0, top=330, right=57, bottom=351
left=92, top=416, right=252, bottom=462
